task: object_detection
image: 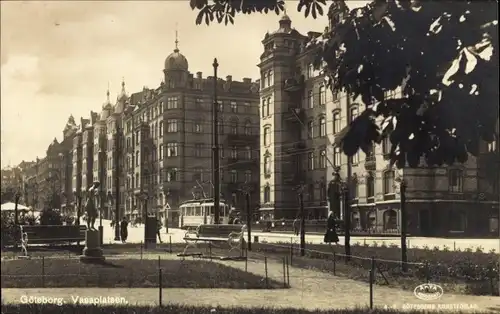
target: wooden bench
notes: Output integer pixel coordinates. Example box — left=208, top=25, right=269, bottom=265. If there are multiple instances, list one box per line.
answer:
left=19, top=225, right=87, bottom=256
left=179, top=224, right=247, bottom=258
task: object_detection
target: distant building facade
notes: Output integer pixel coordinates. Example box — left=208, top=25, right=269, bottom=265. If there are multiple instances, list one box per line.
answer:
left=258, top=7, right=498, bottom=237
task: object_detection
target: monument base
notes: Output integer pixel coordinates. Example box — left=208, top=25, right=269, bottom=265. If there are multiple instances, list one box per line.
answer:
left=79, top=229, right=105, bottom=263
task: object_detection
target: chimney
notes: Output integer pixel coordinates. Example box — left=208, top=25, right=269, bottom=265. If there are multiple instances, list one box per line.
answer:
left=196, top=72, right=202, bottom=79
left=243, top=78, right=252, bottom=84
left=226, top=75, right=232, bottom=82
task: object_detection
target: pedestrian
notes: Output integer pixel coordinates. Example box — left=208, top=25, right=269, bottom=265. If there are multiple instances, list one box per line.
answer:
left=293, top=217, right=300, bottom=236
left=120, top=217, right=128, bottom=243
left=156, top=217, right=163, bottom=243
left=324, top=211, right=339, bottom=244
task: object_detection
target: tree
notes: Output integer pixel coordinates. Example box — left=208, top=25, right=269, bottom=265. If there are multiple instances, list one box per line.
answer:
left=191, top=0, right=498, bottom=167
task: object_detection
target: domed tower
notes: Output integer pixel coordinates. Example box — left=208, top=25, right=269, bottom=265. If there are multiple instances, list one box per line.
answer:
left=163, top=30, right=189, bottom=89
left=100, top=88, right=113, bottom=121
left=115, top=79, right=128, bottom=114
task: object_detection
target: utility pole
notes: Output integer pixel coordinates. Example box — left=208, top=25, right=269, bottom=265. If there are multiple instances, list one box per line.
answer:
left=98, top=149, right=105, bottom=245
left=297, top=184, right=306, bottom=256
left=114, top=125, right=122, bottom=241
left=400, top=178, right=408, bottom=272
left=344, top=156, right=352, bottom=260
left=212, top=58, right=220, bottom=225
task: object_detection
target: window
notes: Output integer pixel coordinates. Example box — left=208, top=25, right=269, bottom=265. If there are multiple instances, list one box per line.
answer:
left=230, top=170, right=238, bottom=183
left=261, top=98, right=270, bottom=117
left=194, top=120, right=203, bottom=133
left=230, top=101, right=237, bottom=113
left=267, top=70, right=273, bottom=87
left=166, top=168, right=178, bottom=182
left=218, top=119, right=224, bottom=135
left=319, top=85, right=326, bottom=105
left=332, top=111, right=341, bottom=134
left=319, top=116, right=326, bottom=137
left=262, top=71, right=268, bottom=88
left=333, top=146, right=341, bottom=166
left=158, top=144, right=163, bottom=160
left=244, top=121, right=252, bottom=135
left=308, top=152, right=315, bottom=170
left=264, top=185, right=270, bottom=203
left=194, top=143, right=203, bottom=157
left=308, top=90, right=314, bottom=108
left=135, top=151, right=140, bottom=166
left=448, top=169, right=463, bottom=192
left=366, top=173, right=375, bottom=199
left=167, top=119, right=178, bottom=133
left=383, top=171, right=395, bottom=194
left=159, top=121, right=163, bottom=137
left=319, top=149, right=327, bottom=168
left=488, top=138, right=497, bottom=152
left=244, top=170, right=252, bottom=183
left=382, top=137, right=391, bottom=156
left=231, top=146, right=238, bottom=159
left=352, top=152, right=359, bottom=164
left=195, top=98, right=203, bottom=109
left=449, top=210, right=467, bottom=232
left=244, top=146, right=252, bottom=159
left=264, top=155, right=271, bottom=176
left=166, top=143, right=178, bottom=157
left=307, top=63, right=314, bottom=78
left=230, top=119, right=238, bottom=135
left=263, top=127, right=271, bottom=146
left=192, top=167, right=203, bottom=182
left=307, top=121, right=314, bottom=138
left=350, top=107, right=359, bottom=122
left=319, top=183, right=326, bottom=201
left=167, top=97, right=178, bottom=109
left=350, top=179, right=358, bottom=199
left=308, top=184, right=315, bottom=201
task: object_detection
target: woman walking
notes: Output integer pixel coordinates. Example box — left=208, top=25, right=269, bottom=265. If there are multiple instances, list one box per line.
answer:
left=324, top=211, right=339, bottom=244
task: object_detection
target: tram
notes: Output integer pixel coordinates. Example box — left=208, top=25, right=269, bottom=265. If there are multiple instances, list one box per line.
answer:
left=178, top=198, right=238, bottom=229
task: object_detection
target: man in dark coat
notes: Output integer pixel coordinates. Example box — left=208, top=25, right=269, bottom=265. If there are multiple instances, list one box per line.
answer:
left=120, top=217, right=128, bottom=243
left=324, top=211, right=339, bottom=244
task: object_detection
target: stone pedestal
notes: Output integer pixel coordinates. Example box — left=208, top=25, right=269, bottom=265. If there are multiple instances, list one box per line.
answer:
left=79, top=229, right=105, bottom=263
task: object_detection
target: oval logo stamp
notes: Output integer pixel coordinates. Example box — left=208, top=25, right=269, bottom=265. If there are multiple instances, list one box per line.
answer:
left=414, top=283, right=444, bottom=301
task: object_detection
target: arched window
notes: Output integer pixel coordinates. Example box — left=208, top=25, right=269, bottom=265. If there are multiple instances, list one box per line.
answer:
left=230, top=118, right=238, bottom=135
left=159, top=121, right=164, bottom=136
left=264, top=185, right=271, bottom=203
left=383, top=171, right=395, bottom=194
left=332, top=110, right=341, bottom=134
left=244, top=120, right=252, bottom=135
left=244, top=146, right=252, bottom=159
left=319, top=116, right=326, bottom=137
left=261, top=98, right=270, bottom=117
left=319, top=85, right=326, bottom=105
left=244, top=170, right=252, bottom=183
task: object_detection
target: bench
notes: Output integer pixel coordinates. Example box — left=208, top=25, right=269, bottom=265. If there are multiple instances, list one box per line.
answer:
left=19, top=225, right=87, bottom=256
left=179, top=224, right=247, bottom=259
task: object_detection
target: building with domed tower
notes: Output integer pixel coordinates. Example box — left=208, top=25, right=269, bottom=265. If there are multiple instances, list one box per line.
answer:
left=259, top=1, right=498, bottom=237
left=121, top=38, right=260, bottom=226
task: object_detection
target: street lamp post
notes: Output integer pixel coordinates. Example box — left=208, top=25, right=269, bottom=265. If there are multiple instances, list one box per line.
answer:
left=212, top=58, right=221, bottom=225
left=14, top=190, right=21, bottom=225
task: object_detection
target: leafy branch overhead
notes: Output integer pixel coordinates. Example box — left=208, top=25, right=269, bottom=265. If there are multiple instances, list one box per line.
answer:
left=190, top=0, right=499, bottom=168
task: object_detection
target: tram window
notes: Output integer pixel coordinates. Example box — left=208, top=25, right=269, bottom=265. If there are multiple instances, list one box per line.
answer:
left=208, top=206, right=214, bottom=215
left=195, top=206, right=201, bottom=216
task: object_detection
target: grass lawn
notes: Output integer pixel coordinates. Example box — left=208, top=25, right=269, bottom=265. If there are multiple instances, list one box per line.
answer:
left=1, top=304, right=497, bottom=314
left=0, top=258, right=282, bottom=289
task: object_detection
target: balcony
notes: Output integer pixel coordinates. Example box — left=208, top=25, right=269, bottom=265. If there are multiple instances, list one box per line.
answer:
left=225, top=134, right=256, bottom=145
left=364, top=154, right=376, bottom=171
left=283, top=75, right=305, bottom=93
left=284, top=140, right=306, bottom=153
left=283, top=107, right=305, bottom=123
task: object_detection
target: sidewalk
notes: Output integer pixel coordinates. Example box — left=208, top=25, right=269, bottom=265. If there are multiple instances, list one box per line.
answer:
left=2, top=253, right=499, bottom=312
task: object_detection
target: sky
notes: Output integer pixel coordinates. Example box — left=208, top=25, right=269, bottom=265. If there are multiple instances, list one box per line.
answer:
left=0, top=0, right=369, bottom=168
